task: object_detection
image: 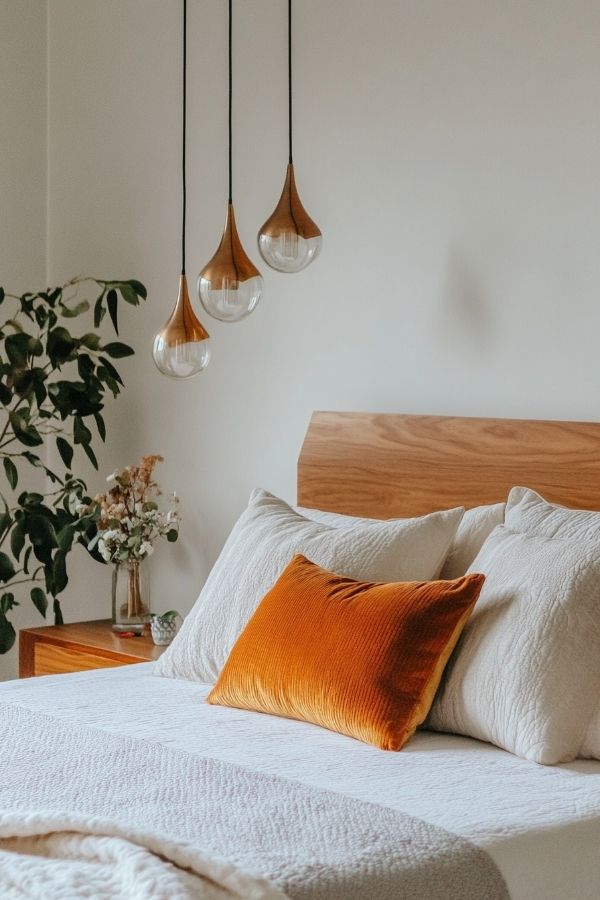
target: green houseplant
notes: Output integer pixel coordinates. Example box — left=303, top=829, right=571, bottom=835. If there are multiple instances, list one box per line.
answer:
left=0, top=276, right=146, bottom=652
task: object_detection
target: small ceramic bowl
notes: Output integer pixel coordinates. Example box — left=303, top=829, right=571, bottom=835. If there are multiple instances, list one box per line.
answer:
left=150, top=614, right=179, bottom=646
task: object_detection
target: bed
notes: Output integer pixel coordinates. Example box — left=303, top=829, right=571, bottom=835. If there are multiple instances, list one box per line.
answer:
left=1, top=411, right=599, bottom=900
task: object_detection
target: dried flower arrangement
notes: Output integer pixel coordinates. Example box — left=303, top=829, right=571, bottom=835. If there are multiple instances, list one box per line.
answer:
left=80, top=455, right=179, bottom=631
left=84, top=455, right=179, bottom=563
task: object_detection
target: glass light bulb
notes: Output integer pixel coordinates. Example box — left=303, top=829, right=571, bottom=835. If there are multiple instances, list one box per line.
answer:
left=152, top=333, right=210, bottom=379
left=198, top=274, right=263, bottom=323
left=198, top=204, right=263, bottom=323
left=258, top=232, right=322, bottom=273
left=258, top=164, right=322, bottom=273
left=152, top=274, right=211, bottom=379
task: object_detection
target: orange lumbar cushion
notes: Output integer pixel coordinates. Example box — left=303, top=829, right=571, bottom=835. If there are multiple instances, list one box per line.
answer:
left=208, top=555, right=484, bottom=750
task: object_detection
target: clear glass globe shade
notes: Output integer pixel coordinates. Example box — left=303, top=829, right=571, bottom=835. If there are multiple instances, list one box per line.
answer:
left=258, top=231, right=322, bottom=273
left=198, top=275, right=263, bottom=323
left=152, top=334, right=211, bottom=379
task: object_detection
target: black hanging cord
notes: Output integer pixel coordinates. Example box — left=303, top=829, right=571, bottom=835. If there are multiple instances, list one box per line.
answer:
left=181, top=0, right=187, bottom=274
left=288, top=0, right=293, bottom=165
left=228, top=0, right=233, bottom=204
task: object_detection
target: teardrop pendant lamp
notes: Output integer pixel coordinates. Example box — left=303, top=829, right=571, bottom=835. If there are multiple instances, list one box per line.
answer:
left=258, top=0, right=322, bottom=273
left=152, top=0, right=211, bottom=379
left=197, top=0, right=263, bottom=323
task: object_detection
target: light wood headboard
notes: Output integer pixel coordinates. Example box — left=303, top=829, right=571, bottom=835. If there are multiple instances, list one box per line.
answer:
left=297, top=411, right=600, bottom=517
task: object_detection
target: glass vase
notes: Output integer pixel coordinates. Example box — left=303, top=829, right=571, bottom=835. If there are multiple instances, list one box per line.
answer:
left=111, top=560, right=151, bottom=634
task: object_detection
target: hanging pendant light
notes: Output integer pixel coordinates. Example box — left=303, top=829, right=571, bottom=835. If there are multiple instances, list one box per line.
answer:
left=258, top=0, right=322, bottom=273
left=153, top=0, right=210, bottom=379
left=198, top=0, right=263, bottom=323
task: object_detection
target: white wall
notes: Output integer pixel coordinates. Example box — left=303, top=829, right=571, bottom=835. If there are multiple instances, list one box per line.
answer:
left=0, top=1, right=47, bottom=679
left=0, top=1, right=46, bottom=293
left=41, top=0, right=600, bottom=627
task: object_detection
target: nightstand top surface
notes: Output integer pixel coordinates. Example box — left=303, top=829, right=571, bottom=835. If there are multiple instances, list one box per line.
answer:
left=20, top=619, right=164, bottom=662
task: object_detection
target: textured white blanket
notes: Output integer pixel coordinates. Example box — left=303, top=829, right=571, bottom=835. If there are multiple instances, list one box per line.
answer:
left=0, top=703, right=510, bottom=899
left=0, top=809, right=283, bottom=899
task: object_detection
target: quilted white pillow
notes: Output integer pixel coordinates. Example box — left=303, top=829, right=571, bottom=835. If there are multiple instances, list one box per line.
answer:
left=300, top=502, right=506, bottom=581
left=440, top=503, right=505, bottom=580
left=428, top=523, right=600, bottom=764
left=506, top=487, right=600, bottom=760
left=156, top=489, right=464, bottom=684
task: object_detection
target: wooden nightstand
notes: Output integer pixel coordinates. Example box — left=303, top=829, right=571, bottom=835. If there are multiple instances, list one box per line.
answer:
left=19, top=619, right=166, bottom=678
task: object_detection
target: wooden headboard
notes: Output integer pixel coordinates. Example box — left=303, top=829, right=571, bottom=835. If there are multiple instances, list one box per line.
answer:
left=297, top=411, right=600, bottom=517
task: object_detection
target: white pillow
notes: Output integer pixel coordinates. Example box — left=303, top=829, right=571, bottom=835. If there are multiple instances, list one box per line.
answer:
left=428, top=520, right=600, bottom=764
left=505, top=487, right=600, bottom=760
left=299, top=502, right=506, bottom=582
left=156, top=489, right=464, bottom=684
left=440, top=503, right=505, bottom=580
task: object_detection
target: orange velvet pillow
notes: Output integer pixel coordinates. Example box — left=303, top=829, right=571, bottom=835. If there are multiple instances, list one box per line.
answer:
left=208, top=555, right=484, bottom=750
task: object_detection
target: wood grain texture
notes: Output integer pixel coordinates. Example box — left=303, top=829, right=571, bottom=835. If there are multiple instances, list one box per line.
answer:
left=297, top=411, right=600, bottom=518
left=19, top=619, right=165, bottom=678
left=33, top=644, right=127, bottom=676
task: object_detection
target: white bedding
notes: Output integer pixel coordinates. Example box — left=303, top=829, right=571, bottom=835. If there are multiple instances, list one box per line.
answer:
left=1, top=663, right=599, bottom=900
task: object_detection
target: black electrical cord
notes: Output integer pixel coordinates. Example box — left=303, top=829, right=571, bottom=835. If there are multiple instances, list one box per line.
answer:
left=288, top=0, right=293, bottom=165
left=181, top=0, right=187, bottom=274
left=228, top=0, right=233, bottom=204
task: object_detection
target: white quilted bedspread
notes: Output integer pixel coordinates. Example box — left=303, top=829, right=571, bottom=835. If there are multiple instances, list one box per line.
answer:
left=1, top=663, right=599, bottom=900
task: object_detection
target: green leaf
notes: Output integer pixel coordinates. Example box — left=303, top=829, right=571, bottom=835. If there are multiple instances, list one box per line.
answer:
left=46, top=326, right=78, bottom=365
left=12, top=369, right=34, bottom=397
left=28, top=337, right=43, bottom=356
left=98, top=357, right=123, bottom=386
left=0, top=287, right=4, bottom=303
left=0, top=508, right=12, bottom=538
left=9, top=412, right=43, bottom=447
left=117, top=283, right=140, bottom=306
left=79, top=333, right=101, bottom=351
left=73, top=416, right=92, bottom=445
left=10, top=522, right=25, bottom=560
left=0, top=592, right=16, bottom=614
left=53, top=597, right=64, bottom=625
left=94, top=413, right=106, bottom=442
left=56, top=523, right=76, bottom=552
left=60, top=300, right=90, bottom=318
left=0, top=551, right=16, bottom=583
left=0, top=614, right=16, bottom=654
left=30, top=587, right=47, bottom=618
left=3, top=458, right=18, bottom=490
left=102, top=342, right=134, bottom=359
left=77, top=354, right=95, bottom=380
left=5, top=332, right=31, bottom=367
left=26, top=516, right=57, bottom=564
left=93, top=295, right=106, bottom=329
left=166, top=529, right=178, bottom=542
left=127, top=279, right=147, bottom=299
left=0, top=382, right=12, bottom=405
left=107, top=288, right=118, bottom=334
left=53, top=552, right=68, bottom=594
left=81, top=441, right=98, bottom=469
left=22, top=545, right=32, bottom=575
left=56, top=436, right=73, bottom=470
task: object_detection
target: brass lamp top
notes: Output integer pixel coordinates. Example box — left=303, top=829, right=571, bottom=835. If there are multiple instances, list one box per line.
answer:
left=259, top=164, right=321, bottom=241
left=157, top=274, right=209, bottom=348
left=200, top=204, right=261, bottom=287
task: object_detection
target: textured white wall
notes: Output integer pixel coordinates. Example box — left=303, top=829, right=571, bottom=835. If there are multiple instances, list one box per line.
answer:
left=44, top=0, right=600, bottom=627
left=0, top=1, right=47, bottom=680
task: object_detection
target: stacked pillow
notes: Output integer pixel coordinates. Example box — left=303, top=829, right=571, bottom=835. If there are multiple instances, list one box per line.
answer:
left=157, top=485, right=600, bottom=763
left=156, top=489, right=465, bottom=684
left=299, top=502, right=505, bottom=581
left=428, top=488, right=600, bottom=764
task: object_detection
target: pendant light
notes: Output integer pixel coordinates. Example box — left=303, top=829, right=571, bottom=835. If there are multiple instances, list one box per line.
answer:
left=153, top=0, right=210, bottom=379
left=197, top=0, right=263, bottom=323
left=257, top=0, right=322, bottom=273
